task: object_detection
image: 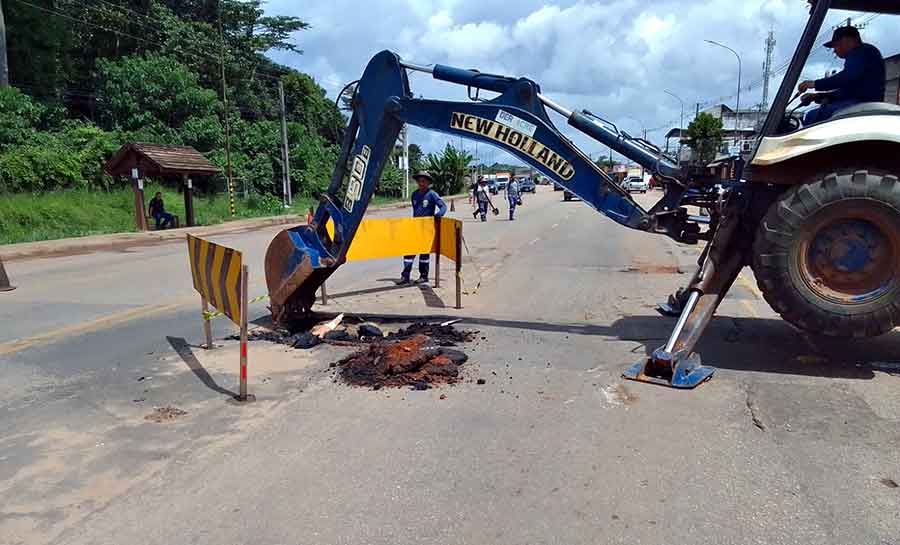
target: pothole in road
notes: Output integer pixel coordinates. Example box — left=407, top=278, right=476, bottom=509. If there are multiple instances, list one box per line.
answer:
left=334, top=334, right=471, bottom=390
left=242, top=315, right=480, bottom=391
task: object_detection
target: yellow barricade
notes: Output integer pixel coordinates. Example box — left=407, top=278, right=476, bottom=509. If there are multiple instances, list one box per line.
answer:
left=327, top=217, right=460, bottom=263
left=187, top=234, right=244, bottom=326
left=326, top=216, right=464, bottom=309
left=185, top=234, right=253, bottom=401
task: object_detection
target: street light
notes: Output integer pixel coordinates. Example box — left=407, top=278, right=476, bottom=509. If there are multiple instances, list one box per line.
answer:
left=705, top=39, right=742, bottom=149
left=663, top=89, right=685, bottom=161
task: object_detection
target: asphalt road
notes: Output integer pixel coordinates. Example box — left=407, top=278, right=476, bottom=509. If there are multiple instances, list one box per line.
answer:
left=2, top=186, right=899, bottom=545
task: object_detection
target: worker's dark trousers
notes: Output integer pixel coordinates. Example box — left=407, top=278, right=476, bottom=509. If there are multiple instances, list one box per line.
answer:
left=508, top=199, right=517, bottom=220
left=477, top=201, right=488, bottom=221
left=401, top=254, right=429, bottom=280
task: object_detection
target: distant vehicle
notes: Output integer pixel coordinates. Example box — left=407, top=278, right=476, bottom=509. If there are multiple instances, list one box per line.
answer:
left=490, top=175, right=509, bottom=195
left=622, top=176, right=649, bottom=193
left=519, top=178, right=536, bottom=193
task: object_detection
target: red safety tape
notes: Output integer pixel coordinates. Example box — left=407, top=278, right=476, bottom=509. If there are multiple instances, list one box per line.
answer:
left=241, top=363, right=247, bottom=380
left=241, top=341, right=248, bottom=359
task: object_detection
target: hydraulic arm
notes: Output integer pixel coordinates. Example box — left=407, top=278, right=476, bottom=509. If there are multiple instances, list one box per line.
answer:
left=265, top=50, right=728, bottom=388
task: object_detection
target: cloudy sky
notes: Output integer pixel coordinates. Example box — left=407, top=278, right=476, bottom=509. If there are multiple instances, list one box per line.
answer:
left=266, top=0, right=898, bottom=163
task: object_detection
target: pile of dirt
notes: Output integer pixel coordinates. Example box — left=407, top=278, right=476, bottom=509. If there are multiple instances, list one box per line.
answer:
left=144, top=406, right=187, bottom=423
left=388, top=321, right=477, bottom=346
left=335, top=334, right=469, bottom=390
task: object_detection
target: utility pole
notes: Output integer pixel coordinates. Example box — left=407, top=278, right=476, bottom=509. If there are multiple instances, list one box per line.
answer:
left=762, top=30, right=776, bottom=109
left=218, top=16, right=235, bottom=216
left=664, top=89, right=685, bottom=163
left=0, top=0, right=8, bottom=86
left=278, top=80, right=292, bottom=207
left=401, top=124, right=409, bottom=199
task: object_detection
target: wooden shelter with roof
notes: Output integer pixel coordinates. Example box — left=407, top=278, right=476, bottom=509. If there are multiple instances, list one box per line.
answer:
left=105, top=143, right=222, bottom=230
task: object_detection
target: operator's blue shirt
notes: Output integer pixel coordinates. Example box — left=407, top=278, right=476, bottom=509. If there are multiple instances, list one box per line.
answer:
left=411, top=188, right=447, bottom=218
left=815, top=43, right=885, bottom=103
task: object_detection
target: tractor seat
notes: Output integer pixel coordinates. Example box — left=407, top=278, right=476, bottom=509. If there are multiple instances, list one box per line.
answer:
left=830, top=102, right=900, bottom=121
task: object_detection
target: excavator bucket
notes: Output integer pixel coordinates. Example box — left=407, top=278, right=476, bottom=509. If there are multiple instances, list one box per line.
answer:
left=265, top=224, right=337, bottom=322
left=264, top=51, right=407, bottom=323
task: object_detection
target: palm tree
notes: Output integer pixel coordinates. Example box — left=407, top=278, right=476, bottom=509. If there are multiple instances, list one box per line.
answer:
left=424, top=144, right=473, bottom=195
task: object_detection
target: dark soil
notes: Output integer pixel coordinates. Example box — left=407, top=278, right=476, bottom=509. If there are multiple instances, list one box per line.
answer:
left=388, top=321, right=478, bottom=346
left=336, top=334, right=470, bottom=390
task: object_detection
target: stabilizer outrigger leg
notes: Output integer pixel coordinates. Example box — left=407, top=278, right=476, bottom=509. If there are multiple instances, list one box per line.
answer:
left=624, top=209, right=745, bottom=389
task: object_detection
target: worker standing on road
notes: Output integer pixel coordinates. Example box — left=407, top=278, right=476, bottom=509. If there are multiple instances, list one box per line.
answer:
left=399, top=171, right=447, bottom=285
left=506, top=177, right=521, bottom=221
left=473, top=177, right=494, bottom=222
left=798, top=26, right=885, bottom=124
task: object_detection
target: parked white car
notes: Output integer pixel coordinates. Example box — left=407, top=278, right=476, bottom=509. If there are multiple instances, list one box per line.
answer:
left=622, top=176, right=649, bottom=193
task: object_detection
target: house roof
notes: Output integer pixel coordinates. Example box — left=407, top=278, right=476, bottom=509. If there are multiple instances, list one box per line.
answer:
left=104, top=143, right=222, bottom=177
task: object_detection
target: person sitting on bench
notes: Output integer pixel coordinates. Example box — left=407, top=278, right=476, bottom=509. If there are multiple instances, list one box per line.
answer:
left=148, top=192, right=175, bottom=230
left=798, top=25, right=885, bottom=125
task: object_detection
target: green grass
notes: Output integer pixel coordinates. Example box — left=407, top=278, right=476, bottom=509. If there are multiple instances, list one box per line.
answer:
left=0, top=185, right=369, bottom=245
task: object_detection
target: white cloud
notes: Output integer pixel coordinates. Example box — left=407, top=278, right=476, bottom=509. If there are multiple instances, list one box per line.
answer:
left=265, top=0, right=900, bottom=161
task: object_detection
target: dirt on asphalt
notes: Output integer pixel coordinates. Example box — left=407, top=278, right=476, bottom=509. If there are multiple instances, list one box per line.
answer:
left=244, top=316, right=479, bottom=391
left=335, top=334, right=470, bottom=390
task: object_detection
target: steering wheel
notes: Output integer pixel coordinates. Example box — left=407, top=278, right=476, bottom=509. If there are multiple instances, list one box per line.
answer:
left=777, top=93, right=806, bottom=133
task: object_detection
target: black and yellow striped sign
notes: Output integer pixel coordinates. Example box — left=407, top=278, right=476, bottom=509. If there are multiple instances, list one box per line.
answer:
left=187, top=234, right=243, bottom=325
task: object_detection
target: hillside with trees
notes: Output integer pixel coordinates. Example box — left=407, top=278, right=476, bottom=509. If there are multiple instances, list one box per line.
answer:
left=0, top=0, right=412, bottom=242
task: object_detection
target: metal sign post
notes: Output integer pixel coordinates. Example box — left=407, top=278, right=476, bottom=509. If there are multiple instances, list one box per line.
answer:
left=455, top=223, right=462, bottom=309
left=201, top=296, right=214, bottom=349
left=238, top=264, right=251, bottom=402
left=434, top=217, right=442, bottom=288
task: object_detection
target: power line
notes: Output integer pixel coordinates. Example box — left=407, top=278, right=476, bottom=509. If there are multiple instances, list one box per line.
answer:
left=10, top=0, right=286, bottom=82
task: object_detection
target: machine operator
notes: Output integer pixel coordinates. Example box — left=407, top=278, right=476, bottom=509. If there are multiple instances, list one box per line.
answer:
left=798, top=25, right=885, bottom=125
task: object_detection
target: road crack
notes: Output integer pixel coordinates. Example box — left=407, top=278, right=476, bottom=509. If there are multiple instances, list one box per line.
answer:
left=745, top=387, right=766, bottom=431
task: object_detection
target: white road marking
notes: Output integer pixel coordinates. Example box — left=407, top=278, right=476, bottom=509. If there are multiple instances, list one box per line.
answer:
left=551, top=223, right=559, bottom=229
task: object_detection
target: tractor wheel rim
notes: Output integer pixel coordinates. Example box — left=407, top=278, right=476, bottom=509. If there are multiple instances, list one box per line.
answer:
left=798, top=205, right=900, bottom=305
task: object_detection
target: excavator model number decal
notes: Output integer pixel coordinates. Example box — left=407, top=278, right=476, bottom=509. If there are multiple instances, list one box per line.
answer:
left=344, top=145, right=371, bottom=212
left=450, top=112, right=575, bottom=180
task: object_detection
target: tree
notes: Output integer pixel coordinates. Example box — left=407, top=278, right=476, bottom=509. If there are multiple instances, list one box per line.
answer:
left=408, top=143, right=423, bottom=172
left=424, top=144, right=473, bottom=195
left=281, top=72, right=344, bottom=145
left=685, top=112, right=724, bottom=165
left=96, top=53, right=220, bottom=131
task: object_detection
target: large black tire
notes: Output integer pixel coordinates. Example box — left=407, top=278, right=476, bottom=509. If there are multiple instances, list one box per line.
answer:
left=753, top=168, right=900, bottom=338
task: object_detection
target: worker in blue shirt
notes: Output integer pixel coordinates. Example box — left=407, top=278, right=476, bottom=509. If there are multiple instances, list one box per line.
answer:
left=399, top=171, right=447, bottom=285
left=799, top=25, right=885, bottom=125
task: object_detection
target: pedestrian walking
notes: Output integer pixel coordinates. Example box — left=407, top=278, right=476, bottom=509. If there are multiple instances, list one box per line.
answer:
left=398, top=171, right=447, bottom=285
left=506, top=177, right=522, bottom=220
left=473, top=177, right=495, bottom=222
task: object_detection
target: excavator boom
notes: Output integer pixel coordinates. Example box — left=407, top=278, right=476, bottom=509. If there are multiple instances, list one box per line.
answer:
left=265, top=50, right=703, bottom=321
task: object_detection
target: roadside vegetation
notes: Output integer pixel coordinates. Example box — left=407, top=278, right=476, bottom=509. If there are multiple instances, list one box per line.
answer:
left=0, top=0, right=410, bottom=244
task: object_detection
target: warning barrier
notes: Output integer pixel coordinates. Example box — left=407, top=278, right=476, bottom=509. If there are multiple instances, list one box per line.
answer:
left=328, top=217, right=463, bottom=308
left=186, top=234, right=252, bottom=401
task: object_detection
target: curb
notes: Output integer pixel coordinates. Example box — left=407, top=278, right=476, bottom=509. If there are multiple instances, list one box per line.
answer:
left=1, top=194, right=469, bottom=262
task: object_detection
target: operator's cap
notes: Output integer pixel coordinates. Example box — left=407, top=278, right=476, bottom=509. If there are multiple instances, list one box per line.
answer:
left=824, top=25, right=860, bottom=48
left=413, top=170, right=434, bottom=183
